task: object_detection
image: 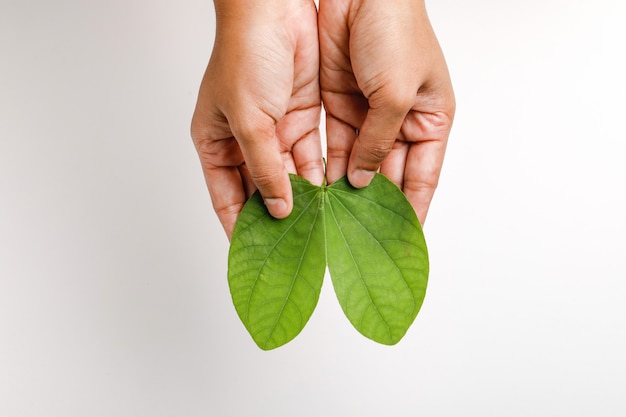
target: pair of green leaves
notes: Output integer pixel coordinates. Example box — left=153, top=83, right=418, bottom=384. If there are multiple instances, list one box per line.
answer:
left=228, top=174, right=429, bottom=350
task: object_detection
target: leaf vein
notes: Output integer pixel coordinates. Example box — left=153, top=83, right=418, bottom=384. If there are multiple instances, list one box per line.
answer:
left=328, top=193, right=416, bottom=315
left=260, top=203, right=322, bottom=347
left=327, top=194, right=393, bottom=341
left=329, top=188, right=418, bottom=227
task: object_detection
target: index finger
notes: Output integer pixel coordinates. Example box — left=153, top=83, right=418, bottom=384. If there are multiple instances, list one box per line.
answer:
left=347, top=96, right=412, bottom=188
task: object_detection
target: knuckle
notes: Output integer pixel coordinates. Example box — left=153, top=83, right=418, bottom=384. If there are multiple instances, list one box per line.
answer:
left=435, top=90, right=456, bottom=127
left=215, top=201, right=244, bottom=221
left=426, top=110, right=455, bottom=139
left=234, top=116, right=275, bottom=145
left=387, top=92, right=416, bottom=116
left=372, top=83, right=415, bottom=116
left=405, top=177, right=438, bottom=193
left=296, top=158, right=323, bottom=176
left=250, top=169, right=285, bottom=191
left=196, top=138, right=242, bottom=168
left=190, top=114, right=209, bottom=144
left=359, top=140, right=392, bottom=163
left=327, top=147, right=351, bottom=161
left=404, top=164, right=441, bottom=196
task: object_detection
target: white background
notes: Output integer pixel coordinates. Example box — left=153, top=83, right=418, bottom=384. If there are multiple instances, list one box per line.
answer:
left=1, top=0, right=625, bottom=416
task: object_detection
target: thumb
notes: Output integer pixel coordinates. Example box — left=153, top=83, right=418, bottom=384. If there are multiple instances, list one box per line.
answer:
left=347, top=96, right=412, bottom=188
left=233, top=116, right=292, bottom=219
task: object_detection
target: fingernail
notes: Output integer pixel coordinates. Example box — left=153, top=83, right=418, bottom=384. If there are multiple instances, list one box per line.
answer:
left=350, top=169, right=376, bottom=188
left=264, top=198, right=289, bottom=218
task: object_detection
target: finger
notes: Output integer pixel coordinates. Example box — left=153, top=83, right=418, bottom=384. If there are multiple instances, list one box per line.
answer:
left=231, top=115, right=293, bottom=219
left=403, top=139, right=447, bottom=225
left=318, top=0, right=361, bottom=186
left=322, top=94, right=367, bottom=184
left=191, top=114, right=247, bottom=238
left=380, top=140, right=410, bottom=190
left=292, top=127, right=324, bottom=186
left=325, top=113, right=357, bottom=185
left=347, top=98, right=412, bottom=188
left=275, top=104, right=324, bottom=186
left=238, top=162, right=256, bottom=199
left=203, top=165, right=246, bottom=240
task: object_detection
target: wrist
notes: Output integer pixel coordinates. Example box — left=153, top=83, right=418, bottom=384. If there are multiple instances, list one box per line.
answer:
left=214, top=0, right=311, bottom=19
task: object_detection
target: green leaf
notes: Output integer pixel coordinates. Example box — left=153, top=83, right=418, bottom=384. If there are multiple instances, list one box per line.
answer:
left=228, top=176, right=326, bottom=350
left=325, top=176, right=428, bottom=345
left=228, top=174, right=428, bottom=349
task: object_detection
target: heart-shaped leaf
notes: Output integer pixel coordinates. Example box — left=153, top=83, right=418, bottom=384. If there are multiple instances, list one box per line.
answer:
left=228, top=174, right=428, bottom=350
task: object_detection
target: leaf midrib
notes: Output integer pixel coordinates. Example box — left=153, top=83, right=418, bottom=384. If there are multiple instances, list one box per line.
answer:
left=330, top=187, right=417, bottom=227
left=260, top=189, right=322, bottom=348
left=328, top=192, right=416, bottom=316
left=245, top=188, right=321, bottom=324
left=326, top=192, right=393, bottom=341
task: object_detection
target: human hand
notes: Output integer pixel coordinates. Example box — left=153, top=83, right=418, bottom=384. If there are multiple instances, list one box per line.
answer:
left=191, top=0, right=323, bottom=239
left=318, top=0, right=455, bottom=224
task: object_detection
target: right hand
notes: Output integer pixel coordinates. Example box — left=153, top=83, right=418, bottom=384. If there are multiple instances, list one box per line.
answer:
left=319, top=0, right=455, bottom=224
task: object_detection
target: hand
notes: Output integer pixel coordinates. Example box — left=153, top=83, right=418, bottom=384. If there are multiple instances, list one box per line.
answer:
left=191, top=0, right=324, bottom=239
left=319, top=0, right=455, bottom=224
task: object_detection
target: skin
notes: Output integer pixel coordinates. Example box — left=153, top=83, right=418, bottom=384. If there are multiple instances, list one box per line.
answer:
left=191, top=0, right=455, bottom=238
left=319, top=0, right=455, bottom=224
left=191, top=0, right=324, bottom=239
